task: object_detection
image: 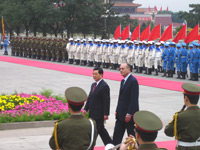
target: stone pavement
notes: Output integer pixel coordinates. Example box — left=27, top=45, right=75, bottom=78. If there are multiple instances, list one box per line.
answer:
left=0, top=47, right=199, bottom=150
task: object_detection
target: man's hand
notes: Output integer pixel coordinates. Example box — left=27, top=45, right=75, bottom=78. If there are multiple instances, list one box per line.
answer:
left=104, top=115, right=108, bottom=120
left=83, top=110, right=87, bottom=117
left=115, top=112, right=117, bottom=118
left=119, top=142, right=129, bottom=150
left=125, top=114, right=131, bottom=122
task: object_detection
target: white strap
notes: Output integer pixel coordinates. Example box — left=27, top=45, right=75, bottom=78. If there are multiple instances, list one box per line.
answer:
left=87, top=119, right=95, bottom=150
left=178, top=138, right=200, bottom=147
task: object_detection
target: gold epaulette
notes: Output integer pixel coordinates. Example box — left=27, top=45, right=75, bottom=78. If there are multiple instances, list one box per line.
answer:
left=174, top=112, right=181, bottom=140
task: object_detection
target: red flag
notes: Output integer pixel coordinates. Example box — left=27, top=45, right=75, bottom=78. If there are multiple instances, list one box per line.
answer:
left=148, top=24, right=161, bottom=41
left=131, top=25, right=140, bottom=41
left=172, top=24, right=186, bottom=43
left=166, top=6, right=169, bottom=11
left=114, top=24, right=121, bottom=40
left=121, top=25, right=130, bottom=40
left=184, top=24, right=199, bottom=43
left=149, top=6, right=151, bottom=12
left=160, top=6, right=162, bottom=11
left=140, top=25, right=150, bottom=41
left=154, top=6, right=158, bottom=12
left=159, top=24, right=173, bottom=42
left=198, top=35, right=200, bottom=43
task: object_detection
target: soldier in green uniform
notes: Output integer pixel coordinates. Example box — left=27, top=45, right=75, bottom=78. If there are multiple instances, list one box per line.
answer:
left=49, top=87, right=97, bottom=150
left=10, top=36, right=16, bottom=56
left=62, top=39, right=68, bottom=63
left=164, top=83, right=200, bottom=150
left=23, top=37, right=28, bottom=57
left=119, top=110, right=167, bottom=150
left=56, top=39, right=63, bottom=62
left=46, top=38, right=52, bottom=61
left=27, top=37, right=32, bottom=58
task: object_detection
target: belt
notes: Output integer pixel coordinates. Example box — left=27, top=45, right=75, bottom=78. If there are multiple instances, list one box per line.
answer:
left=193, top=58, right=198, bottom=59
left=181, top=56, right=186, bottom=58
left=178, top=140, right=200, bottom=147
left=169, top=56, right=173, bottom=57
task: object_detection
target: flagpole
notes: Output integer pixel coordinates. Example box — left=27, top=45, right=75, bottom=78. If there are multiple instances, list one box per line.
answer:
left=172, top=24, right=173, bottom=39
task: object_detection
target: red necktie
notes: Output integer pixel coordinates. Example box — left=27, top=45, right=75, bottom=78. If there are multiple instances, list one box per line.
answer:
left=92, top=83, right=97, bottom=93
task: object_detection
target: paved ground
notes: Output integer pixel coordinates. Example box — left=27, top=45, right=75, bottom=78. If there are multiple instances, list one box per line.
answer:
left=0, top=47, right=199, bottom=150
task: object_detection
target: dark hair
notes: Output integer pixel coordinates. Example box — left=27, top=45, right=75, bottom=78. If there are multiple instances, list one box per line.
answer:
left=68, top=103, right=84, bottom=112
left=93, top=67, right=103, bottom=75
left=184, top=94, right=199, bottom=104
left=135, top=128, right=158, bottom=142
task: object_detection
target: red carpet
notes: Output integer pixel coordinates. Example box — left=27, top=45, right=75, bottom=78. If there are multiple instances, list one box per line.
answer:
left=94, top=140, right=177, bottom=150
left=0, top=56, right=192, bottom=92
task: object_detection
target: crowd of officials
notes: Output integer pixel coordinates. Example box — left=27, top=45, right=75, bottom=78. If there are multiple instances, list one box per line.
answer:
left=8, top=36, right=200, bottom=81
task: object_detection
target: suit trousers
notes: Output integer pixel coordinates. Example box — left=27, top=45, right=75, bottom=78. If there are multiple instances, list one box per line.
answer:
left=95, top=119, right=112, bottom=145
left=113, top=119, right=135, bottom=145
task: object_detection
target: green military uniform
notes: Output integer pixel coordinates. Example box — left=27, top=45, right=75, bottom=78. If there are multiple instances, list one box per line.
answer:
left=164, top=83, right=200, bottom=150
left=49, top=87, right=97, bottom=150
left=138, top=143, right=166, bottom=150
left=134, top=111, right=167, bottom=150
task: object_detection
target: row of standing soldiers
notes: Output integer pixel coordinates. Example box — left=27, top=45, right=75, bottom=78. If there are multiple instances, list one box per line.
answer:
left=10, top=37, right=68, bottom=62
left=10, top=37, right=200, bottom=81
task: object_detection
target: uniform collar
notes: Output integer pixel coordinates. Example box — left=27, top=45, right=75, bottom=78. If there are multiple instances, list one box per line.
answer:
left=186, top=106, right=199, bottom=110
left=138, top=143, right=158, bottom=149
left=70, top=114, right=83, bottom=119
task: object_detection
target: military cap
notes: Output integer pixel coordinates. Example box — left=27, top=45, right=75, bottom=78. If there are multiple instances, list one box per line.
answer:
left=176, top=44, right=181, bottom=48
left=121, top=40, right=125, bottom=44
left=160, top=41, right=165, bottom=44
left=139, top=41, right=142, bottom=44
left=182, top=83, right=200, bottom=95
left=155, top=42, right=160, bottom=45
left=182, top=42, right=186, bottom=47
left=164, top=43, right=169, bottom=47
left=69, top=38, right=73, bottom=41
left=88, top=39, right=93, bottom=42
left=189, top=44, right=193, bottom=48
left=65, top=87, right=88, bottom=106
left=134, top=110, right=163, bottom=133
left=170, top=41, right=175, bottom=45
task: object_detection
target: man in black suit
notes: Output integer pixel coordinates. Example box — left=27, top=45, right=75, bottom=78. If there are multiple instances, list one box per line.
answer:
left=83, top=67, right=112, bottom=145
left=113, top=63, right=139, bottom=146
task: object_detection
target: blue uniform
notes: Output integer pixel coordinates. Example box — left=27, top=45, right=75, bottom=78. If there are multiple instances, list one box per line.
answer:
left=187, top=49, right=193, bottom=72
left=162, top=48, right=169, bottom=70
left=191, top=48, right=199, bottom=74
left=1, top=37, right=9, bottom=54
left=174, top=48, right=180, bottom=72
left=167, top=47, right=175, bottom=71
left=179, top=47, right=188, bottom=73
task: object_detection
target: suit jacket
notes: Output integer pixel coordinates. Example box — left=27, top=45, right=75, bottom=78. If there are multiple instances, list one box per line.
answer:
left=116, top=75, right=139, bottom=121
left=84, top=79, right=110, bottom=120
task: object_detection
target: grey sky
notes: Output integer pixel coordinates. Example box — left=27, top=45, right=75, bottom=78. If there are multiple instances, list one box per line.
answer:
left=134, top=0, right=200, bottom=12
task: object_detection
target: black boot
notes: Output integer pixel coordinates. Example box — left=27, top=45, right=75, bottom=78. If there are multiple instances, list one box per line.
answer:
left=154, top=69, right=158, bottom=76
left=176, top=71, right=180, bottom=79
left=181, top=72, right=186, bottom=79
left=170, top=70, right=173, bottom=77
left=162, top=70, right=166, bottom=77
left=139, top=67, right=143, bottom=73
left=148, top=68, right=152, bottom=75
left=194, top=73, right=198, bottom=81
left=144, top=67, right=147, bottom=74
left=3, top=51, right=8, bottom=55
left=189, top=72, right=193, bottom=80
left=135, top=66, right=138, bottom=73
left=166, top=70, right=170, bottom=77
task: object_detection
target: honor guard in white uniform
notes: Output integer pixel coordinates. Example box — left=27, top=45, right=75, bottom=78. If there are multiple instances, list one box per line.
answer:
left=94, top=39, right=102, bottom=68
left=87, top=39, right=95, bottom=67
left=127, top=41, right=134, bottom=71
left=80, top=39, right=87, bottom=66
left=119, top=41, right=127, bottom=65
left=143, top=42, right=149, bottom=74
left=108, top=40, right=113, bottom=69
left=137, top=41, right=145, bottom=73
left=134, top=42, right=139, bottom=73
left=146, top=42, right=154, bottom=75
left=159, top=41, right=165, bottom=72
left=104, top=40, right=111, bottom=68
left=111, top=40, right=118, bottom=70
left=66, top=38, right=74, bottom=64
left=74, top=39, right=81, bottom=65
left=152, top=43, right=162, bottom=76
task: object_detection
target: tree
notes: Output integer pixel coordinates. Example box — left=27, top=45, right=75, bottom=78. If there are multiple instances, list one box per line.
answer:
left=178, top=4, right=200, bottom=28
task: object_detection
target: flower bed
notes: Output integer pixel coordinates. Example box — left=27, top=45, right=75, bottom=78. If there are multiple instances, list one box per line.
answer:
left=0, top=93, right=70, bottom=123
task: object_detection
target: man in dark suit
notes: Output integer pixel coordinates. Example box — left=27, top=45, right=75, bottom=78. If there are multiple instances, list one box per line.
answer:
left=83, top=67, right=112, bottom=145
left=113, top=63, right=139, bottom=146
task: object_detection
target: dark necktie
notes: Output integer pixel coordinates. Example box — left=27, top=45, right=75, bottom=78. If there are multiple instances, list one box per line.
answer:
left=121, top=79, right=125, bottom=88
left=92, top=83, right=97, bottom=93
